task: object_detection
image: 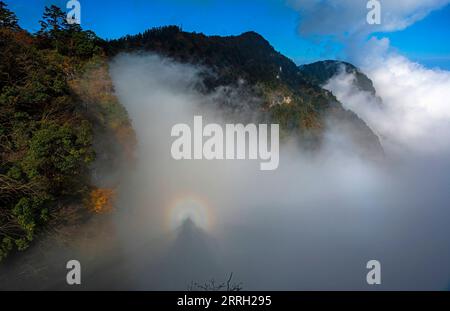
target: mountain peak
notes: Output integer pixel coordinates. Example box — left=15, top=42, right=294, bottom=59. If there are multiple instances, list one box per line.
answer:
left=299, top=60, right=377, bottom=95
left=238, top=31, right=265, bottom=40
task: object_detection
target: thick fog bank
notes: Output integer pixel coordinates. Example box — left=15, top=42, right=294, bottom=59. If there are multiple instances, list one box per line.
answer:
left=104, top=53, right=450, bottom=290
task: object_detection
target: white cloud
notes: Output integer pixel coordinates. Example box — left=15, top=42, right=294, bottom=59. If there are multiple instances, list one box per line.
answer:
left=289, top=0, right=450, bottom=37
left=324, top=40, right=450, bottom=155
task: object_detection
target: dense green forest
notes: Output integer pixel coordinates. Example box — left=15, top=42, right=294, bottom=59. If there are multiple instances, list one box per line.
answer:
left=0, top=2, right=132, bottom=260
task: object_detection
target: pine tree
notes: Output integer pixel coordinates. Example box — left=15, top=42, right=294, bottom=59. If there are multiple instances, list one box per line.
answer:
left=38, top=5, right=69, bottom=38
left=0, top=1, right=20, bottom=29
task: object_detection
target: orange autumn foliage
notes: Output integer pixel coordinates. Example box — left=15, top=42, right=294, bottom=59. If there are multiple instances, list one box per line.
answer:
left=89, top=188, right=116, bottom=214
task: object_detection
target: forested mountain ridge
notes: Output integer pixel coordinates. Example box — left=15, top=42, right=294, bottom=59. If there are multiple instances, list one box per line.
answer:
left=107, top=26, right=382, bottom=151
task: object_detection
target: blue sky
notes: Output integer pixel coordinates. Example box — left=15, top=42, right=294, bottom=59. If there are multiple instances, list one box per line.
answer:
left=6, top=0, right=450, bottom=69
